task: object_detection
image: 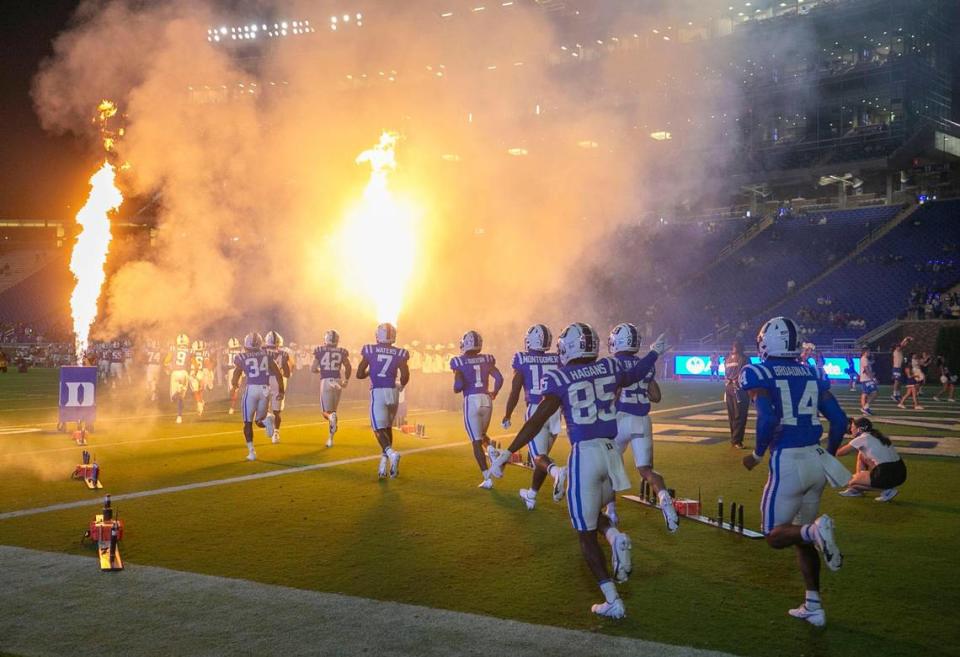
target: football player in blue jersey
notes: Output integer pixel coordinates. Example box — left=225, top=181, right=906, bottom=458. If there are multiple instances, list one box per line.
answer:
left=357, top=323, right=410, bottom=479
left=449, top=330, right=504, bottom=489
left=165, top=333, right=192, bottom=424
left=231, top=332, right=285, bottom=462
left=313, top=330, right=352, bottom=448
left=502, top=324, right=566, bottom=509
left=603, top=323, right=679, bottom=533
left=740, top=316, right=849, bottom=627
left=264, top=331, right=292, bottom=443
left=490, top=323, right=668, bottom=619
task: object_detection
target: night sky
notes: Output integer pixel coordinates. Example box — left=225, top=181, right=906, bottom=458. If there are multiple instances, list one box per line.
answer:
left=0, top=0, right=88, bottom=220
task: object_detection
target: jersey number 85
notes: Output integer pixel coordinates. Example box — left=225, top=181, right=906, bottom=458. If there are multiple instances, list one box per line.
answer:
left=567, top=376, right=617, bottom=425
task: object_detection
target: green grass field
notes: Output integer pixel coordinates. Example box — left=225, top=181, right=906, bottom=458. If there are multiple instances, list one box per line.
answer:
left=1, top=370, right=959, bottom=657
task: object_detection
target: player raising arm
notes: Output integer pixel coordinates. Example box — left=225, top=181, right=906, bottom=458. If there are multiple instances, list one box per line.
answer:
left=450, top=330, right=504, bottom=489
left=502, top=324, right=566, bottom=509
left=313, top=330, right=352, bottom=448
left=356, top=323, right=410, bottom=479
left=740, top=316, right=848, bottom=628
left=490, top=324, right=668, bottom=619
left=231, top=332, right=285, bottom=462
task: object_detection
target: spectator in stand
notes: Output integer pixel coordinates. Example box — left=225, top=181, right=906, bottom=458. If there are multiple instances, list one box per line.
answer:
left=933, top=356, right=957, bottom=402
left=891, top=337, right=913, bottom=402
left=836, top=417, right=906, bottom=502
left=723, top=340, right=750, bottom=450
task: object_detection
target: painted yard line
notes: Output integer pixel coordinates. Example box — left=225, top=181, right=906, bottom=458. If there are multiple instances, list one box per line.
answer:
left=0, top=409, right=451, bottom=458
left=0, top=428, right=40, bottom=436
left=869, top=417, right=958, bottom=431
left=648, top=400, right=723, bottom=416
left=687, top=411, right=960, bottom=425
left=0, top=434, right=519, bottom=522
left=0, top=398, right=370, bottom=417
left=655, top=423, right=730, bottom=435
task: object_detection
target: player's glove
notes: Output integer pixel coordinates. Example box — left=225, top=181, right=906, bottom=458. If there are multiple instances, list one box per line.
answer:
left=501, top=418, right=511, bottom=430
left=650, top=333, right=669, bottom=355
left=488, top=450, right=512, bottom=479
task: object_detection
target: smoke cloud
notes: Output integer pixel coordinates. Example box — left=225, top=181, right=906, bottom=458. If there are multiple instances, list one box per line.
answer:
left=33, top=0, right=761, bottom=349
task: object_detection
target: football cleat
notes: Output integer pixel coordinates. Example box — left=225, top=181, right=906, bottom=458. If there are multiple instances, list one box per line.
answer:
left=175, top=415, right=182, bottom=424
left=660, top=497, right=680, bottom=533
left=378, top=455, right=388, bottom=479
left=197, top=400, right=205, bottom=416
left=246, top=450, right=257, bottom=462
left=228, top=407, right=234, bottom=415
left=263, top=415, right=275, bottom=439
left=325, top=436, right=334, bottom=449
left=271, top=430, right=280, bottom=445
left=813, top=515, right=843, bottom=571
left=838, top=488, right=863, bottom=497
left=875, top=488, right=899, bottom=502
left=552, top=466, right=567, bottom=503
left=591, top=598, right=626, bottom=620
left=488, top=451, right=509, bottom=479
left=612, top=533, right=633, bottom=583
left=788, top=604, right=826, bottom=627
left=518, top=488, right=537, bottom=510
left=389, top=451, right=401, bottom=478
left=477, top=478, right=494, bottom=490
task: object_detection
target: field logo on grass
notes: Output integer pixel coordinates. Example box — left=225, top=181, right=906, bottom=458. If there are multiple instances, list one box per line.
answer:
left=59, top=366, right=97, bottom=424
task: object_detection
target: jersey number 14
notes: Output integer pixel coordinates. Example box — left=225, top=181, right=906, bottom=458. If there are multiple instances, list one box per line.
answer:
left=775, top=380, right=821, bottom=426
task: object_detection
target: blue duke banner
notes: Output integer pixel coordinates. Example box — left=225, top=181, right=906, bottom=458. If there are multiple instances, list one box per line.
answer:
left=59, top=366, right=97, bottom=424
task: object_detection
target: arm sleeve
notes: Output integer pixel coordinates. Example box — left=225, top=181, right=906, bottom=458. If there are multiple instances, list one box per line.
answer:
left=356, top=356, right=369, bottom=380
left=818, top=391, right=847, bottom=455
left=399, top=360, right=410, bottom=387
left=342, top=353, right=352, bottom=380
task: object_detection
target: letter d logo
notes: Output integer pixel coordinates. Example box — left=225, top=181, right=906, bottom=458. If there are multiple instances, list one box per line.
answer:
left=63, top=382, right=95, bottom=407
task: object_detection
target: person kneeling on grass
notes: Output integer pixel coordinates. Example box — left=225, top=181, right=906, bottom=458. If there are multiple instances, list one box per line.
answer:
left=836, top=417, right=907, bottom=502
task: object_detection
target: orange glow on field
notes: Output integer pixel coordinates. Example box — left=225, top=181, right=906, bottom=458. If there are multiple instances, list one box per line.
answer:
left=336, top=132, right=419, bottom=325
left=70, top=161, right=122, bottom=361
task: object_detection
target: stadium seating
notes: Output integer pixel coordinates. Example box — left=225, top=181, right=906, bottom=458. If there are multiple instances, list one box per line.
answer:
left=0, top=249, right=55, bottom=295
left=755, top=200, right=960, bottom=345
left=665, top=205, right=904, bottom=340
left=0, top=251, right=72, bottom=326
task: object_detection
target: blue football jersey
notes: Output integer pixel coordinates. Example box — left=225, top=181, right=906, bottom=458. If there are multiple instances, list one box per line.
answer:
left=450, top=353, right=502, bottom=396
left=314, top=346, right=349, bottom=379
left=361, top=344, right=409, bottom=389
left=234, top=350, right=272, bottom=385
left=739, top=357, right=831, bottom=452
left=541, top=353, right=657, bottom=444
left=265, top=346, right=291, bottom=378
left=612, top=353, right=655, bottom=416
left=511, top=351, right=561, bottom=405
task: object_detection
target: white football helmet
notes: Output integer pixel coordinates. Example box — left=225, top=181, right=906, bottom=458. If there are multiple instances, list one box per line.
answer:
left=192, top=340, right=206, bottom=351
left=460, top=330, right=482, bottom=355
left=376, top=322, right=397, bottom=345
left=227, top=337, right=241, bottom=350
left=557, top=322, right=599, bottom=366
left=175, top=333, right=190, bottom=348
left=324, top=330, right=340, bottom=347
left=608, top=323, right=641, bottom=354
left=757, top=316, right=801, bottom=359
left=243, top=332, right=263, bottom=350
left=264, top=330, right=283, bottom=348
left=524, top=324, right=552, bottom=352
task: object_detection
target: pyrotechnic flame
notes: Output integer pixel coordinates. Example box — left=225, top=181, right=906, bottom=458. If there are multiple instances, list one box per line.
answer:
left=70, top=160, right=122, bottom=362
left=338, top=132, right=418, bottom=325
